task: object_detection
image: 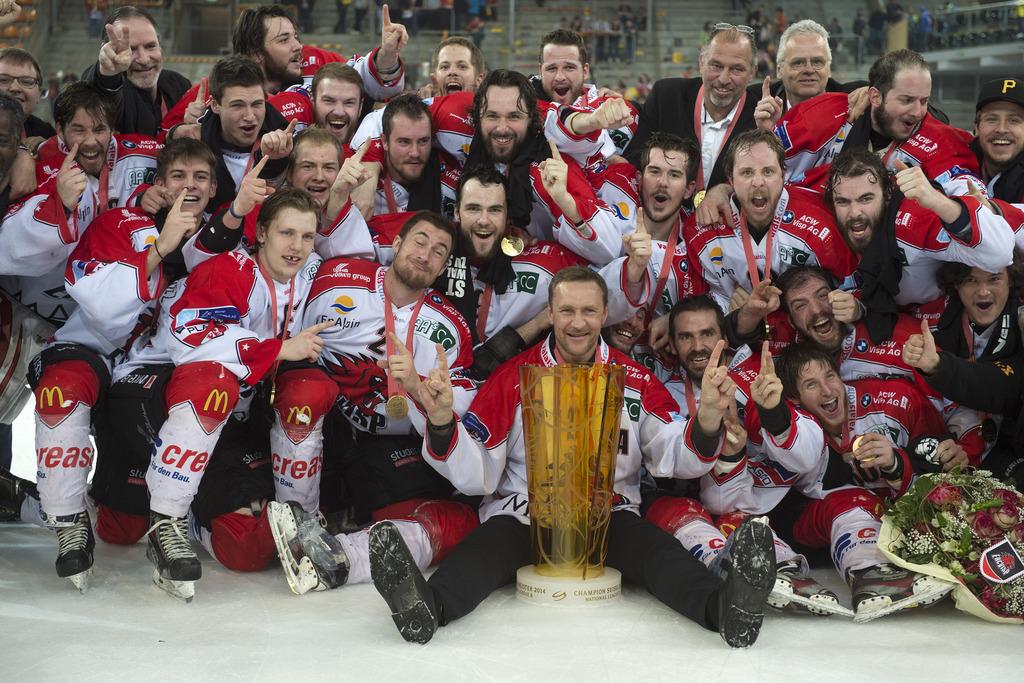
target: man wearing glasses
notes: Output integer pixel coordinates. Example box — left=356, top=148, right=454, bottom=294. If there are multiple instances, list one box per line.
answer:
left=769, top=20, right=866, bottom=112
left=625, top=24, right=758, bottom=193
left=0, top=48, right=53, bottom=150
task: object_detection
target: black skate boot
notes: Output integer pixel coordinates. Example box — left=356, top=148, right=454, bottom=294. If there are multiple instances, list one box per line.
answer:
left=369, top=521, right=438, bottom=644
left=146, top=512, right=201, bottom=602
left=267, top=500, right=349, bottom=595
left=770, top=560, right=853, bottom=617
left=716, top=516, right=776, bottom=648
left=52, top=511, right=95, bottom=592
left=850, top=563, right=954, bottom=623
left=0, top=469, right=28, bottom=522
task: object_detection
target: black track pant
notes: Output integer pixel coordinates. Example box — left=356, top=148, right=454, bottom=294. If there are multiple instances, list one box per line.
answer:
left=428, top=511, right=722, bottom=630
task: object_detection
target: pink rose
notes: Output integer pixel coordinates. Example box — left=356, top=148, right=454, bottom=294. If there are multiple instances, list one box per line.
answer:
left=992, top=488, right=1022, bottom=507
left=1009, top=523, right=1024, bottom=546
left=993, top=503, right=1020, bottom=531
left=969, top=511, right=1001, bottom=539
left=926, top=484, right=964, bottom=508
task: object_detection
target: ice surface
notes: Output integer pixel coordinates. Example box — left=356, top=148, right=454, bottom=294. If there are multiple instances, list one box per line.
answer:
left=3, top=408, right=1018, bottom=682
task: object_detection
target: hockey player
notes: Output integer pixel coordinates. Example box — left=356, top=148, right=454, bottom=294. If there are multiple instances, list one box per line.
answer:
left=28, top=138, right=217, bottom=591
left=366, top=265, right=777, bottom=648
left=597, top=132, right=705, bottom=362
left=683, top=129, right=858, bottom=313
left=96, top=189, right=332, bottom=600
left=309, top=63, right=365, bottom=145
left=159, top=4, right=406, bottom=135
left=649, top=297, right=847, bottom=615
left=706, top=343, right=956, bottom=620
left=772, top=49, right=981, bottom=196
left=0, top=82, right=160, bottom=324
left=164, top=57, right=295, bottom=214
left=425, top=37, right=485, bottom=97
left=824, top=147, right=1015, bottom=309
left=264, top=211, right=480, bottom=595
left=532, top=29, right=638, bottom=160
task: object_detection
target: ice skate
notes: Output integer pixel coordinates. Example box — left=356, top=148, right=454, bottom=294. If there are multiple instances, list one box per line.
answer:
left=850, top=563, right=954, bottom=623
left=146, top=513, right=201, bottom=603
left=267, top=501, right=348, bottom=595
left=716, top=516, right=776, bottom=648
left=369, top=521, right=438, bottom=645
left=769, top=560, right=853, bottom=617
left=0, top=469, right=28, bottom=522
left=52, top=511, right=95, bottom=593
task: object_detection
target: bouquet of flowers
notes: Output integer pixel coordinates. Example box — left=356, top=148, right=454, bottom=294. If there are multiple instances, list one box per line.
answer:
left=879, top=470, right=1024, bottom=623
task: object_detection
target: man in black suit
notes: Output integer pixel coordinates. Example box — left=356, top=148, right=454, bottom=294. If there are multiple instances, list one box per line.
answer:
left=625, top=24, right=757, bottom=192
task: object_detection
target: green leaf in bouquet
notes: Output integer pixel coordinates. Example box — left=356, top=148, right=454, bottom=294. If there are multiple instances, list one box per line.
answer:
left=969, top=498, right=1003, bottom=512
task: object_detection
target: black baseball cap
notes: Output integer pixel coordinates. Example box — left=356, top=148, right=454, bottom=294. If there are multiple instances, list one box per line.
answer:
left=976, top=77, right=1024, bottom=112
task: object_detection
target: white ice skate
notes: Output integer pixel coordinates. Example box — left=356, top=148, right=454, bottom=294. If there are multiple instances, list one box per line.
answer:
left=267, top=501, right=348, bottom=595
left=851, top=564, right=954, bottom=623
left=769, top=561, right=854, bottom=617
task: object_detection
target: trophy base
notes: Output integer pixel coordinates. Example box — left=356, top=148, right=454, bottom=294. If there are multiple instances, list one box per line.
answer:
left=516, top=566, right=621, bottom=606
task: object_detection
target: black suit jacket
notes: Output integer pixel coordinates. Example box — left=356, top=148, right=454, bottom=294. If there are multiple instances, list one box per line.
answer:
left=84, top=62, right=191, bottom=137
left=624, top=76, right=758, bottom=188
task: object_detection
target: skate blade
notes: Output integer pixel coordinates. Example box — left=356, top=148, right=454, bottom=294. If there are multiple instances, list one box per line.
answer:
left=67, top=568, right=93, bottom=594
left=152, top=570, right=195, bottom=603
left=267, top=505, right=314, bottom=596
left=853, top=582, right=954, bottom=623
left=770, top=586, right=855, bottom=617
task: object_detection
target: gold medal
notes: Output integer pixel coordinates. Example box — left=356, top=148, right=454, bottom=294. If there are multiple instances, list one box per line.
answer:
left=500, top=235, right=524, bottom=257
left=693, top=190, right=706, bottom=208
left=386, top=394, right=408, bottom=420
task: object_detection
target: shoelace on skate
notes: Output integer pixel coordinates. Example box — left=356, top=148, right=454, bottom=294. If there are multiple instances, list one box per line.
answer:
left=56, top=518, right=90, bottom=554
left=147, top=517, right=195, bottom=560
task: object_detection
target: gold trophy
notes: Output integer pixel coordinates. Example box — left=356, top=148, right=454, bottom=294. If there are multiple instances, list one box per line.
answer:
left=516, top=364, right=625, bottom=606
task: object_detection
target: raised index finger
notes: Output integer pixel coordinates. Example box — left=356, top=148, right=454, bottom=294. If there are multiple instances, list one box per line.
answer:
left=708, top=338, right=726, bottom=370
left=250, top=154, right=270, bottom=176
left=60, top=143, right=80, bottom=172
left=547, top=138, right=562, bottom=161
left=760, top=340, right=775, bottom=376
left=435, top=342, right=449, bottom=375
left=310, top=320, right=336, bottom=334
left=196, top=78, right=207, bottom=104
left=762, top=76, right=771, bottom=99
left=284, top=118, right=298, bottom=136
left=389, top=331, right=410, bottom=356
left=381, top=3, right=392, bottom=26
left=351, top=138, right=371, bottom=162
left=170, top=187, right=188, bottom=212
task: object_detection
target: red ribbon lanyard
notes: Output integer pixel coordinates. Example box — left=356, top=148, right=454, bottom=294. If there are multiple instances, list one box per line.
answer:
left=242, top=138, right=262, bottom=178
left=961, top=312, right=976, bottom=361
left=682, top=374, right=698, bottom=418
left=646, top=217, right=681, bottom=323
left=97, top=157, right=110, bottom=214
left=382, top=273, right=427, bottom=403
left=381, top=168, right=400, bottom=214
left=476, top=284, right=494, bottom=341
left=257, top=259, right=296, bottom=385
left=692, top=86, right=747, bottom=191
left=828, top=387, right=857, bottom=453
left=733, top=193, right=787, bottom=288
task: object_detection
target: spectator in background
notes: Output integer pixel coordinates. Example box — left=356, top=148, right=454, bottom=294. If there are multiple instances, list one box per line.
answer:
left=85, top=0, right=106, bottom=38
left=868, top=7, right=886, bottom=53
left=852, top=9, right=866, bottom=64
left=914, top=5, right=932, bottom=51
left=774, top=6, right=788, bottom=37
left=335, top=0, right=351, bottom=33
left=608, top=19, right=622, bottom=62
left=0, top=48, right=54, bottom=145
left=827, top=17, right=843, bottom=56
left=593, top=17, right=610, bottom=63
left=467, top=14, right=485, bottom=48
left=624, top=17, right=637, bottom=63
left=354, top=0, right=369, bottom=33
left=570, top=15, right=582, bottom=33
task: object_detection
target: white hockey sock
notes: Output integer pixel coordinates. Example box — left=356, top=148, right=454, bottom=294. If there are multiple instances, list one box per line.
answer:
left=771, top=533, right=806, bottom=569
left=675, top=519, right=728, bottom=567
left=269, top=415, right=325, bottom=514
left=146, top=402, right=228, bottom=518
left=338, top=519, right=433, bottom=585
left=35, top=402, right=94, bottom=519
left=830, top=508, right=886, bottom=580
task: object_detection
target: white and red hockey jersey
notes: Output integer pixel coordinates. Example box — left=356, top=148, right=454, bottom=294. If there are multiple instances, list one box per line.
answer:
left=114, top=249, right=321, bottom=386
left=0, top=134, right=161, bottom=323
left=409, top=336, right=725, bottom=523
left=885, top=194, right=1014, bottom=305
left=703, top=377, right=947, bottom=516
left=774, top=93, right=983, bottom=197
left=57, top=207, right=175, bottom=360
left=684, top=185, right=858, bottom=312
left=303, top=257, right=476, bottom=436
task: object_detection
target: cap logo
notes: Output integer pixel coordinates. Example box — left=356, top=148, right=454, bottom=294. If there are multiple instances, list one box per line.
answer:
left=1003, top=79, right=1018, bottom=94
